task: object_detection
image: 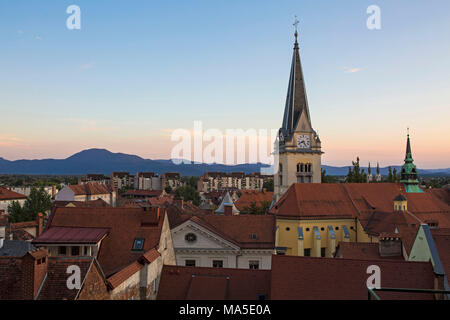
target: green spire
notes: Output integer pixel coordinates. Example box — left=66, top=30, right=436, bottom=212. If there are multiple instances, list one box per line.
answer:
left=400, top=131, right=423, bottom=193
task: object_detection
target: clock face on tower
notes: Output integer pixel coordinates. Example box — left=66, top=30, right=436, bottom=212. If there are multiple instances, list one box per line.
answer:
left=297, top=135, right=310, bottom=149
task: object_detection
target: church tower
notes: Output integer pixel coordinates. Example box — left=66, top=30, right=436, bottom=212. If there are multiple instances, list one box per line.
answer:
left=400, top=131, right=423, bottom=193
left=274, top=24, right=323, bottom=201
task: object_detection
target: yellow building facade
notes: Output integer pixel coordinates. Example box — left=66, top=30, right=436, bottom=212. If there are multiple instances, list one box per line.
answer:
left=275, top=218, right=370, bottom=257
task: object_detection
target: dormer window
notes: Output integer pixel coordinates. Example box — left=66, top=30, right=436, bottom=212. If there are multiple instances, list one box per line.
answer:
left=132, top=238, right=145, bottom=251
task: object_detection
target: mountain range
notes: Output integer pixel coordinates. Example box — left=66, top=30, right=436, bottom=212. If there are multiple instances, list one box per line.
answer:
left=0, top=149, right=449, bottom=176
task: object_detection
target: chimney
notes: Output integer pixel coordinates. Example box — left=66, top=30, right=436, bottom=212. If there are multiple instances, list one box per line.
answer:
left=21, top=248, right=48, bottom=300
left=174, top=197, right=184, bottom=209
left=141, top=206, right=160, bottom=226
left=224, top=204, right=233, bottom=216
left=379, top=235, right=402, bottom=257
left=36, top=213, right=44, bottom=237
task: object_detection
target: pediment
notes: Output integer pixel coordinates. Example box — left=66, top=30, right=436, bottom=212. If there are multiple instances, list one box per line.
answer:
left=171, top=221, right=239, bottom=251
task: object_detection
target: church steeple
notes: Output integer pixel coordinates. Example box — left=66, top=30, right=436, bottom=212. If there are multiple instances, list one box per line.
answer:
left=274, top=20, right=323, bottom=201
left=400, top=130, right=423, bottom=193
left=281, top=20, right=312, bottom=138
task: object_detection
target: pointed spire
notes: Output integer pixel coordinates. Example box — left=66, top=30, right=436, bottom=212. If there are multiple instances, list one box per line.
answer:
left=281, top=18, right=311, bottom=137
left=376, top=162, right=380, bottom=174
left=400, top=130, right=422, bottom=193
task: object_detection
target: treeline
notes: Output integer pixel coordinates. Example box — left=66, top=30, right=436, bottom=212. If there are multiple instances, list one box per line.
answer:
left=0, top=174, right=79, bottom=188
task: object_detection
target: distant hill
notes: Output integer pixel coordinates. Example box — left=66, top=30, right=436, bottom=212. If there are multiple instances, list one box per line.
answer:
left=0, top=148, right=449, bottom=176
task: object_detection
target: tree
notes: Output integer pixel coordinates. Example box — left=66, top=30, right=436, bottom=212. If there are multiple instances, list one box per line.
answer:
left=243, top=200, right=271, bottom=215
left=263, top=179, right=274, bottom=192
left=174, top=185, right=201, bottom=206
left=164, top=185, right=173, bottom=194
left=346, top=157, right=367, bottom=183
left=8, top=187, right=51, bottom=223
left=7, top=201, right=27, bottom=223
left=387, top=167, right=393, bottom=182
left=321, top=169, right=339, bottom=183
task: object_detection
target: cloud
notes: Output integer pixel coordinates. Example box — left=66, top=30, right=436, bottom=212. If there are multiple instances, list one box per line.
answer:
left=344, top=67, right=363, bottom=74
left=35, top=35, right=42, bottom=40
left=80, top=62, right=95, bottom=70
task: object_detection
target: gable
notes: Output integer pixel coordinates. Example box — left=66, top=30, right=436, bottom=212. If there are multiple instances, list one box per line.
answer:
left=172, top=222, right=240, bottom=251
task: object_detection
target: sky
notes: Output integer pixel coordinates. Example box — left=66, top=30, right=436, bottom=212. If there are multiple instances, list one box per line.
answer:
left=0, top=0, right=449, bottom=168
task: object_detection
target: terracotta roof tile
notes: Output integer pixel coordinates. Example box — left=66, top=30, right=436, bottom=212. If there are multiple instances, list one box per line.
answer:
left=235, top=190, right=273, bottom=212
left=69, top=183, right=113, bottom=196
left=34, top=226, right=109, bottom=244
left=271, top=255, right=435, bottom=300
left=0, top=186, right=27, bottom=201
left=157, top=265, right=271, bottom=300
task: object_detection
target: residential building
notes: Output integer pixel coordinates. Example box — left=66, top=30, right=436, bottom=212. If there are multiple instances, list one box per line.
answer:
left=0, top=186, right=27, bottom=214
left=135, top=172, right=161, bottom=190
left=161, top=172, right=182, bottom=191
left=197, top=172, right=270, bottom=193
left=33, top=206, right=176, bottom=300
left=55, top=183, right=117, bottom=207
left=110, top=172, right=134, bottom=190
left=274, top=31, right=323, bottom=201
left=80, top=174, right=111, bottom=185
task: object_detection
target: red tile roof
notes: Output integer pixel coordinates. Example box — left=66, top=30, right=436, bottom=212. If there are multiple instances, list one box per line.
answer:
left=270, top=183, right=358, bottom=219
left=0, top=257, right=23, bottom=299
left=69, top=183, right=113, bottom=196
left=337, top=242, right=404, bottom=260
left=38, top=257, right=99, bottom=300
left=34, top=226, right=109, bottom=244
left=157, top=265, right=271, bottom=300
left=168, top=213, right=276, bottom=249
left=52, top=199, right=110, bottom=208
left=37, top=207, right=165, bottom=277
left=0, top=186, right=27, bottom=201
left=269, top=183, right=450, bottom=238
left=270, top=255, right=435, bottom=300
left=235, top=190, right=274, bottom=212
left=431, top=228, right=450, bottom=281
left=123, top=189, right=162, bottom=197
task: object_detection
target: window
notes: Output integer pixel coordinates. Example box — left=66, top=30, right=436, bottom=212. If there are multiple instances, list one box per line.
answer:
left=71, top=246, right=80, bottom=256
left=285, top=227, right=290, bottom=231
left=304, top=248, right=311, bottom=257
left=321, top=248, right=326, bottom=258
left=320, top=227, right=325, bottom=231
left=249, top=260, right=260, bottom=270
left=305, top=228, right=310, bottom=232
left=58, top=246, right=67, bottom=255
left=132, top=238, right=145, bottom=251
left=185, top=233, right=197, bottom=243
left=84, top=246, right=89, bottom=256
left=185, top=260, right=196, bottom=267
left=258, top=294, right=267, bottom=300
left=335, top=227, right=339, bottom=230
left=212, top=260, right=223, bottom=268
left=251, top=233, right=258, bottom=240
